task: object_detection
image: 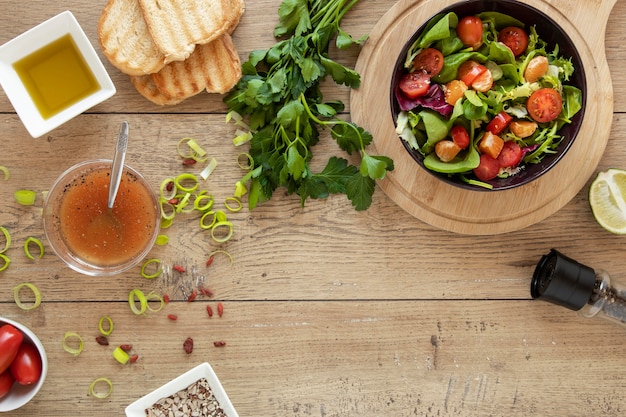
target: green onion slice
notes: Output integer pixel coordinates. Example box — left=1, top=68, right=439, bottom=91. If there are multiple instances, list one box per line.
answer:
left=0, top=227, right=10, bottom=254
left=112, top=346, right=130, bottom=364
left=0, top=254, right=10, bottom=272
left=141, top=259, right=163, bottom=279
left=160, top=198, right=176, bottom=221
left=177, top=137, right=208, bottom=162
left=146, top=291, right=165, bottom=312
left=199, top=158, right=218, bottom=180
left=234, top=181, right=247, bottom=198
left=175, top=192, right=193, bottom=213
left=99, top=316, right=114, bottom=336
left=13, top=283, right=41, bottom=310
left=224, top=197, right=242, bottom=212
left=155, top=235, right=169, bottom=245
left=89, top=377, right=113, bottom=399
left=159, top=178, right=176, bottom=200
left=232, top=130, right=252, bottom=147
left=14, top=189, right=37, bottom=206
left=24, top=237, right=44, bottom=260
left=160, top=217, right=173, bottom=229
left=208, top=249, right=234, bottom=267
left=211, top=221, right=234, bottom=243
left=194, top=193, right=214, bottom=212
left=0, top=166, right=9, bottom=180
left=199, top=210, right=216, bottom=230
left=128, top=289, right=147, bottom=315
left=237, top=153, right=254, bottom=170
left=63, top=331, right=84, bottom=356
left=174, top=173, right=198, bottom=193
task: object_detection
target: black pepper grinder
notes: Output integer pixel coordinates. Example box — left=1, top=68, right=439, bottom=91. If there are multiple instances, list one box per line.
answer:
left=531, top=249, right=626, bottom=327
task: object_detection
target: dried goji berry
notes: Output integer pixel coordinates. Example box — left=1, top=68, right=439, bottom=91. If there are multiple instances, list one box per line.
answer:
left=199, top=287, right=214, bottom=298
left=213, top=341, right=226, bottom=347
left=217, top=302, right=224, bottom=318
left=205, top=256, right=215, bottom=267
left=166, top=181, right=174, bottom=192
left=173, top=265, right=186, bottom=273
left=95, top=336, right=109, bottom=346
left=206, top=305, right=213, bottom=317
left=168, top=198, right=180, bottom=205
left=129, top=354, right=139, bottom=363
left=119, top=344, right=132, bottom=352
left=187, top=290, right=197, bottom=302
left=167, top=314, right=178, bottom=321
left=182, top=158, right=197, bottom=165
left=183, top=337, right=193, bottom=354
left=163, top=294, right=170, bottom=304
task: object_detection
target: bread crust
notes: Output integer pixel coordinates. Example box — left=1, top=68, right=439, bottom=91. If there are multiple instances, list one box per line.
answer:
left=97, top=0, right=166, bottom=76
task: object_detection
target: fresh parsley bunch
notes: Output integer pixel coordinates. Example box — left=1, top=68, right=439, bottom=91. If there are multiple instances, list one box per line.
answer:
left=225, top=0, right=394, bottom=210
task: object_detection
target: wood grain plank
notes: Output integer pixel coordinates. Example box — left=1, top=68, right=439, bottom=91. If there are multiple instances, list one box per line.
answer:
left=2, top=300, right=624, bottom=417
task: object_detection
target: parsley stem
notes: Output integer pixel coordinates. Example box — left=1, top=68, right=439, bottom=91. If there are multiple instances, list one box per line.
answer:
left=298, top=93, right=368, bottom=155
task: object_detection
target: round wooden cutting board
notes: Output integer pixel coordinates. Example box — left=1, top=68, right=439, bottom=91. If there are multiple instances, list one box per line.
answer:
left=351, top=0, right=616, bottom=235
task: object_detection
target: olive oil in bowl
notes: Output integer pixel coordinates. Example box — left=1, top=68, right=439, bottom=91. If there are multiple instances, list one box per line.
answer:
left=12, top=33, right=100, bottom=120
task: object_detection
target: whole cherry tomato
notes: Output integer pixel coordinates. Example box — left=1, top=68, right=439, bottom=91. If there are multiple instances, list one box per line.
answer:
left=10, top=343, right=42, bottom=385
left=457, top=16, right=483, bottom=49
left=0, top=324, right=24, bottom=374
left=0, top=370, right=15, bottom=399
left=474, top=154, right=501, bottom=181
left=498, top=141, right=524, bottom=168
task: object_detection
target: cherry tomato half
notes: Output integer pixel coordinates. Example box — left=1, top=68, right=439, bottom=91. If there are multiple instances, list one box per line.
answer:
left=450, top=125, right=470, bottom=149
left=457, top=16, right=483, bottom=49
left=0, top=324, right=24, bottom=374
left=10, top=343, right=42, bottom=385
left=0, top=370, right=15, bottom=399
left=473, top=154, right=501, bottom=181
left=413, top=48, right=444, bottom=78
left=398, top=70, right=431, bottom=99
left=497, top=141, right=524, bottom=168
left=498, top=26, right=529, bottom=57
left=457, top=60, right=487, bottom=87
left=526, top=88, right=563, bottom=123
left=486, top=111, right=513, bottom=135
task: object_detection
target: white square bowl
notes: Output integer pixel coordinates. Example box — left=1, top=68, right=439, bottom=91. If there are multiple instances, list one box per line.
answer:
left=125, top=362, right=238, bottom=417
left=0, top=11, right=115, bottom=138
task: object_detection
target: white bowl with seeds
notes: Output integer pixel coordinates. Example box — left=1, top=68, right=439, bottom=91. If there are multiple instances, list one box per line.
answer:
left=125, top=362, right=238, bottom=417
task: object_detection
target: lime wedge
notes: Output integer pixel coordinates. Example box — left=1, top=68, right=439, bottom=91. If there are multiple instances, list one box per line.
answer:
left=589, top=169, right=626, bottom=234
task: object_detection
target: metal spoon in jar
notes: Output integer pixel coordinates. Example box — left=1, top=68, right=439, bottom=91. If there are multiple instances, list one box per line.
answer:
left=86, top=122, right=129, bottom=242
left=108, top=121, right=129, bottom=208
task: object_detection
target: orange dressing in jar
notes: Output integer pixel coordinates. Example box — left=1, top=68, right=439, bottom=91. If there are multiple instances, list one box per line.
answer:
left=58, top=167, right=157, bottom=266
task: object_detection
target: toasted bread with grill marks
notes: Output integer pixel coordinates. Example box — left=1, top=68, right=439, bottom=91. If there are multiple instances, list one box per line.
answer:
left=151, top=34, right=242, bottom=99
left=129, top=74, right=186, bottom=106
left=138, top=0, right=245, bottom=63
left=97, top=0, right=166, bottom=76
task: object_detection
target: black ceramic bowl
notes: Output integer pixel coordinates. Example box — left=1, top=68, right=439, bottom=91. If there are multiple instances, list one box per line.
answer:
left=391, top=0, right=586, bottom=191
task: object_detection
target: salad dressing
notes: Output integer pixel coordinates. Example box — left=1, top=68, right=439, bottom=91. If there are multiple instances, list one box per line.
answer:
left=12, top=34, right=100, bottom=119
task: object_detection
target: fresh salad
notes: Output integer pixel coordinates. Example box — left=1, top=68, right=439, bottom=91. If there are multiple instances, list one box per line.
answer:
left=394, top=11, right=583, bottom=188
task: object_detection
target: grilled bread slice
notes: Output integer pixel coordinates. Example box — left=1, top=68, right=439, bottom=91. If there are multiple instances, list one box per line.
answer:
left=151, top=34, right=242, bottom=99
left=98, top=0, right=166, bottom=76
left=129, top=74, right=187, bottom=106
left=138, top=0, right=245, bottom=63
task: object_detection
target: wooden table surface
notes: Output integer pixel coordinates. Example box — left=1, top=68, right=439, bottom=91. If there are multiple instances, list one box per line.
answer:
left=1, top=1, right=626, bottom=416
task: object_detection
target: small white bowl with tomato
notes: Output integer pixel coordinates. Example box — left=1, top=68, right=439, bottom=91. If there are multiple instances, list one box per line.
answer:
left=392, top=0, right=586, bottom=190
left=0, top=317, right=47, bottom=412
